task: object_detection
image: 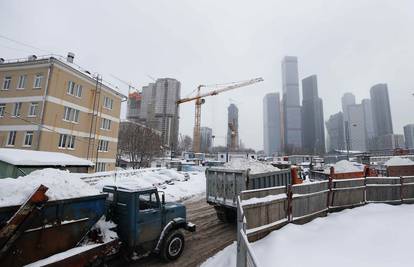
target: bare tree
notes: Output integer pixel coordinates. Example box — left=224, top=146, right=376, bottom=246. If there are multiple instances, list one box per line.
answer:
left=118, top=121, right=163, bottom=168
left=176, top=135, right=193, bottom=154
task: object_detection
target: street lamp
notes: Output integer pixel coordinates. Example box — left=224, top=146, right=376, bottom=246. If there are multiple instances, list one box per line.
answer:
left=345, top=122, right=358, bottom=160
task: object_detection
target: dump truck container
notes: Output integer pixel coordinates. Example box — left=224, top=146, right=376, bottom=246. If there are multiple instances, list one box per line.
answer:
left=0, top=193, right=107, bottom=266
left=206, top=168, right=291, bottom=222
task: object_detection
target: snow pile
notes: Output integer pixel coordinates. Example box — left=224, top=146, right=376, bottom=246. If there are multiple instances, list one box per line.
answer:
left=251, top=204, right=414, bottom=267
left=203, top=204, right=414, bottom=267
left=0, top=148, right=93, bottom=166
left=384, top=156, right=414, bottom=166
left=200, top=242, right=237, bottom=267
left=93, top=168, right=206, bottom=202
left=324, top=160, right=364, bottom=174
left=0, top=169, right=101, bottom=207
left=221, top=158, right=280, bottom=174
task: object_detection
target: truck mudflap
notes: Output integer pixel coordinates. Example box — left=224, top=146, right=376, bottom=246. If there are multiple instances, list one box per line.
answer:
left=185, top=222, right=196, bottom=232
left=154, top=218, right=196, bottom=253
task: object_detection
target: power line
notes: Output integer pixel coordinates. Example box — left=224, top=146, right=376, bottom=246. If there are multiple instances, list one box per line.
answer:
left=0, top=34, right=51, bottom=54
left=0, top=43, right=34, bottom=54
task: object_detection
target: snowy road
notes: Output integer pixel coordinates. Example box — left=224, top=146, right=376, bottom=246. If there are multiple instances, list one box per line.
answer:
left=109, top=197, right=236, bottom=267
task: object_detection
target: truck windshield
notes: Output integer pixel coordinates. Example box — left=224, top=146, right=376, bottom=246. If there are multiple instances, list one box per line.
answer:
left=139, top=192, right=159, bottom=210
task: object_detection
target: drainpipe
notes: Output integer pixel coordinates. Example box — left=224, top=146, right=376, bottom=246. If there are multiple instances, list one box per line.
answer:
left=36, top=59, right=53, bottom=150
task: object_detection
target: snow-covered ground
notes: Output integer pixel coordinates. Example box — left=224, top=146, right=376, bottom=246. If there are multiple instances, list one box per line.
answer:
left=202, top=203, right=414, bottom=267
left=0, top=167, right=206, bottom=207
left=0, top=169, right=101, bottom=207
left=200, top=242, right=237, bottom=267
left=92, top=168, right=206, bottom=202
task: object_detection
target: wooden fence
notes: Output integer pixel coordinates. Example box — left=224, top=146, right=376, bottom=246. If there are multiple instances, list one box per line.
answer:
left=236, top=176, right=414, bottom=267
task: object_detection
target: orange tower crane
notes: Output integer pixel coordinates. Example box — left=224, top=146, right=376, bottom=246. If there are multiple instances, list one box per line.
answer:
left=176, top=77, right=264, bottom=153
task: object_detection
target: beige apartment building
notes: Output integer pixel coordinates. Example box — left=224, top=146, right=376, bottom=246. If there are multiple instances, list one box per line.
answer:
left=0, top=54, right=126, bottom=172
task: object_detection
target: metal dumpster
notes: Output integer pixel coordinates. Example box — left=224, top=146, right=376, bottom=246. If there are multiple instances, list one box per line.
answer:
left=0, top=193, right=107, bottom=267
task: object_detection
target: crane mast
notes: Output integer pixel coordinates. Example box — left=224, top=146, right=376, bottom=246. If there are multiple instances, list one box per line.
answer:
left=177, top=77, right=264, bottom=153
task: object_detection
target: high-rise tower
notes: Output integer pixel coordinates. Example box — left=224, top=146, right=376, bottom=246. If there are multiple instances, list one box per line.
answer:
left=263, top=93, right=282, bottom=156
left=370, top=83, right=393, bottom=136
left=281, top=56, right=302, bottom=153
left=301, top=75, right=325, bottom=154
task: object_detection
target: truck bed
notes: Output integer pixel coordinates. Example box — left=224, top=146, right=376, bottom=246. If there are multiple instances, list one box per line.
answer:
left=206, top=168, right=291, bottom=209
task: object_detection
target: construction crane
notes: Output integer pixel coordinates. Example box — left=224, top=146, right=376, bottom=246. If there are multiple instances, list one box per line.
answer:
left=176, top=77, right=264, bottom=153
left=110, top=74, right=138, bottom=95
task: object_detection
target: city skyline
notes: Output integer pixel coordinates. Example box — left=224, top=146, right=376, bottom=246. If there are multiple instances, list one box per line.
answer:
left=1, top=1, right=413, bottom=150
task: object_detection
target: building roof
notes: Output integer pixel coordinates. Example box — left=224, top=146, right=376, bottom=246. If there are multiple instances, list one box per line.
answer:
left=0, top=148, right=94, bottom=166
left=0, top=55, right=127, bottom=99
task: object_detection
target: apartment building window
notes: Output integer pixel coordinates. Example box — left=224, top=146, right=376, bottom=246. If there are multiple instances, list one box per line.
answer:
left=103, top=96, right=113, bottom=110
left=23, top=131, right=33, bottom=147
left=2, top=76, right=11, bottom=90
left=58, top=134, right=76, bottom=149
left=28, top=102, right=38, bottom=117
left=0, top=104, right=5, bottom=117
left=7, top=131, right=16, bottom=146
left=67, top=135, right=75, bottom=149
left=98, top=140, right=109, bottom=152
left=63, top=106, right=80, bottom=123
left=12, top=103, right=22, bottom=117
left=96, top=162, right=106, bottom=172
left=67, top=81, right=75, bottom=95
left=67, top=81, right=83, bottom=98
left=100, top=118, right=111, bottom=130
left=17, top=75, right=27, bottom=89
left=75, top=84, right=82, bottom=97
left=33, top=74, right=43, bottom=89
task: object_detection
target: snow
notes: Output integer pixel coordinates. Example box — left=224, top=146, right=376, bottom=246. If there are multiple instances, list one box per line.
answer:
left=93, top=168, right=206, bottom=202
left=204, top=204, right=414, bottom=267
left=200, top=242, right=237, bottom=267
left=324, top=160, right=364, bottom=174
left=0, top=166, right=206, bottom=207
left=241, top=194, right=287, bottom=206
left=25, top=244, right=101, bottom=267
left=0, top=169, right=101, bottom=207
left=221, top=158, right=280, bottom=174
left=384, top=156, right=414, bottom=166
left=0, top=148, right=93, bottom=166
left=91, top=216, right=118, bottom=243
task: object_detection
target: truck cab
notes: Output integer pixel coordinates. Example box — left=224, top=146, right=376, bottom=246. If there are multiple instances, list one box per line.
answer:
left=103, top=186, right=195, bottom=261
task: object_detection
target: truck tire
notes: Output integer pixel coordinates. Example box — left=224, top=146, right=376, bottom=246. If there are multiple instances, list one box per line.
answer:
left=160, top=230, right=185, bottom=261
left=215, top=207, right=236, bottom=223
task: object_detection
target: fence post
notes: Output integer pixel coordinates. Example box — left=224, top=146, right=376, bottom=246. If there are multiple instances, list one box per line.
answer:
left=363, top=175, right=367, bottom=204
left=287, top=184, right=293, bottom=222
left=327, top=175, right=333, bottom=210
left=236, top=197, right=246, bottom=267
left=400, top=176, right=404, bottom=203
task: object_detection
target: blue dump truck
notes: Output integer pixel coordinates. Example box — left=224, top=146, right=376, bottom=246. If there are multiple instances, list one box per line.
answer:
left=0, top=184, right=195, bottom=266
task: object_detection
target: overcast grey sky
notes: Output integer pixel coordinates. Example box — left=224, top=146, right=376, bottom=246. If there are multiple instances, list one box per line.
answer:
left=1, top=0, right=413, bottom=150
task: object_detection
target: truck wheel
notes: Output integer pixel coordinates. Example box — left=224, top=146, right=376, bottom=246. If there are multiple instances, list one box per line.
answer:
left=161, top=230, right=185, bottom=261
left=215, top=207, right=236, bottom=223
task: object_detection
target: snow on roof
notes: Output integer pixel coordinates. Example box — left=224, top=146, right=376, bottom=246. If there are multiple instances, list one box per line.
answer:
left=0, top=148, right=94, bottom=166
left=0, top=169, right=101, bottom=207
left=324, top=160, right=364, bottom=174
left=384, top=156, right=414, bottom=166
left=219, top=158, right=280, bottom=174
